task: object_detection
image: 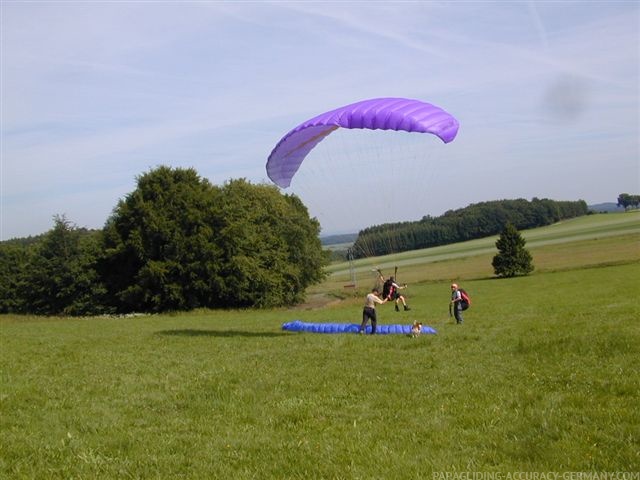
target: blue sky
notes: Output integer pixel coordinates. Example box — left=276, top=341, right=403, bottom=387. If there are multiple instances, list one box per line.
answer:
left=1, top=1, right=638, bottom=240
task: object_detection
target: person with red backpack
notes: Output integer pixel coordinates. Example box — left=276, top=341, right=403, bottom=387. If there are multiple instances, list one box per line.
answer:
left=450, top=283, right=470, bottom=324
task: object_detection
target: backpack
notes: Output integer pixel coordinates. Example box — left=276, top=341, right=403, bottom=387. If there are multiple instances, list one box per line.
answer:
left=382, top=279, right=394, bottom=299
left=459, top=288, right=471, bottom=310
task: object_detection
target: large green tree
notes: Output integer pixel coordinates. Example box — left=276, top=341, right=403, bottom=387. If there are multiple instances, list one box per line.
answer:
left=213, top=179, right=327, bottom=308
left=100, top=166, right=327, bottom=312
left=100, top=167, right=223, bottom=312
left=617, top=193, right=640, bottom=210
left=491, top=223, right=534, bottom=278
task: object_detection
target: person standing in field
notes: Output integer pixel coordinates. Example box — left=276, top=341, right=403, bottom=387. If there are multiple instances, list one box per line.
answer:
left=359, top=288, right=388, bottom=334
left=450, top=283, right=468, bottom=324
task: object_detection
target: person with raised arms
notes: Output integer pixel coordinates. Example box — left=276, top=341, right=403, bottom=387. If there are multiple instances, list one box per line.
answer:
left=359, top=288, right=388, bottom=335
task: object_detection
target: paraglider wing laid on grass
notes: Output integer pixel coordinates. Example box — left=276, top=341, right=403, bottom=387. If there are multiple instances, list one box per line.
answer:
left=266, top=97, right=460, bottom=188
left=282, top=320, right=437, bottom=335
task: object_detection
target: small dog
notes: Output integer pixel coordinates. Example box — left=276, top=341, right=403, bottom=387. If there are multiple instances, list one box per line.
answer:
left=410, top=321, right=422, bottom=338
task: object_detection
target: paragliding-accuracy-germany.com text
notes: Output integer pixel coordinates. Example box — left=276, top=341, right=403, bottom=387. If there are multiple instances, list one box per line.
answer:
left=432, top=472, right=639, bottom=480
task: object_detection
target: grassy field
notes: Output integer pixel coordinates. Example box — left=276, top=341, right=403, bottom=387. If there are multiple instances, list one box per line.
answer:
left=1, top=213, right=639, bottom=478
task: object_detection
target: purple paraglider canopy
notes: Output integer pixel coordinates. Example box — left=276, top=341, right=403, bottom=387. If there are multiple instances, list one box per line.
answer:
left=266, top=97, right=459, bottom=188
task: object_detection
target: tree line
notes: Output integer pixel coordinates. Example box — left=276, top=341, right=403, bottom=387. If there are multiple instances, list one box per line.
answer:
left=352, top=198, right=589, bottom=258
left=0, top=167, right=329, bottom=316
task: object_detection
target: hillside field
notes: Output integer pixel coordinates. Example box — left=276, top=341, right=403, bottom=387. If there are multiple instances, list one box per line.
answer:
left=1, top=212, right=639, bottom=478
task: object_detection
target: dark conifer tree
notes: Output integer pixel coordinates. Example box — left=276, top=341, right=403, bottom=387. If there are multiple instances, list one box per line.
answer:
left=492, top=223, right=534, bottom=278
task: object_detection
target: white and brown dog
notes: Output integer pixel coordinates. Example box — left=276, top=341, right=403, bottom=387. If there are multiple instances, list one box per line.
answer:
left=410, top=321, right=422, bottom=338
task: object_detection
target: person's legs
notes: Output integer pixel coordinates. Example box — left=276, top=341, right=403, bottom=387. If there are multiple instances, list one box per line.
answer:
left=454, top=303, right=464, bottom=324
left=359, top=307, right=376, bottom=333
left=360, top=308, right=371, bottom=333
left=400, top=295, right=410, bottom=310
left=370, top=309, right=377, bottom=334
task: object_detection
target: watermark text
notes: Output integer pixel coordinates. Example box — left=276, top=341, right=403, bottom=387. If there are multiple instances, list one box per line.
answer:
left=433, top=472, right=639, bottom=480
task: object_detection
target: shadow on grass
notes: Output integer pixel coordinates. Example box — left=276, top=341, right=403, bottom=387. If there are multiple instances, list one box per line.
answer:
left=156, top=328, right=290, bottom=338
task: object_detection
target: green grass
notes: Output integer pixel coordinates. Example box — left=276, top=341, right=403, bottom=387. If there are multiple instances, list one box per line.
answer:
left=1, top=213, right=639, bottom=478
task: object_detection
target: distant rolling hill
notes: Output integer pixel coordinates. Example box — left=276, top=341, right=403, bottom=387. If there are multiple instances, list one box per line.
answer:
left=320, top=203, right=623, bottom=246
left=320, top=233, right=357, bottom=246
left=588, top=202, right=624, bottom=213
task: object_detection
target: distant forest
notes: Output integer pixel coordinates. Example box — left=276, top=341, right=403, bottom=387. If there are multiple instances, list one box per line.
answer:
left=320, top=233, right=358, bottom=246
left=351, top=198, right=589, bottom=258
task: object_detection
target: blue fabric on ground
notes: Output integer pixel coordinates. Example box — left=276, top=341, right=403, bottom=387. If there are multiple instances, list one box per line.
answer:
left=282, top=320, right=436, bottom=335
